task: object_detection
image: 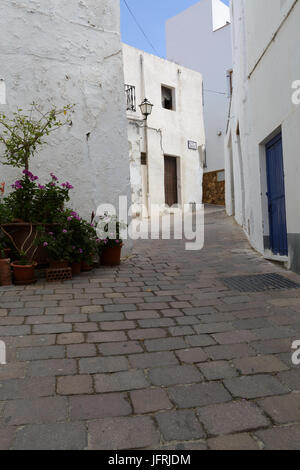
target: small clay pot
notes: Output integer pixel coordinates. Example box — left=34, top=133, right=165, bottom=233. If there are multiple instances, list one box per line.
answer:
left=71, top=262, right=81, bottom=276
left=81, top=260, right=93, bottom=272
left=11, top=261, right=37, bottom=285
left=100, top=244, right=123, bottom=266
left=0, top=258, right=12, bottom=286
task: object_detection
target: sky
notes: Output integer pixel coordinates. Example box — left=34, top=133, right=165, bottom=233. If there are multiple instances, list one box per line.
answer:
left=121, top=0, right=230, bottom=58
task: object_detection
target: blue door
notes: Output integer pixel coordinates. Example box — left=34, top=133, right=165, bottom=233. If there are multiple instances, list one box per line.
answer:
left=266, top=133, right=288, bottom=256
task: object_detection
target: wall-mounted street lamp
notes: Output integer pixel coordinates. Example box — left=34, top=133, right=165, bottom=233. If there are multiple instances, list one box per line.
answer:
left=139, top=98, right=154, bottom=120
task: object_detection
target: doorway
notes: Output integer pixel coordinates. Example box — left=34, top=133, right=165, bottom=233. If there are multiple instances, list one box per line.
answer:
left=164, top=155, right=178, bottom=207
left=228, top=135, right=235, bottom=215
left=266, top=132, right=288, bottom=256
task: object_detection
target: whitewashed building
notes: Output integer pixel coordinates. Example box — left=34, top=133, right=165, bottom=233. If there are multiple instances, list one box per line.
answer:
left=0, top=0, right=131, bottom=220
left=225, top=0, right=300, bottom=273
left=166, top=0, right=232, bottom=204
left=123, top=44, right=205, bottom=218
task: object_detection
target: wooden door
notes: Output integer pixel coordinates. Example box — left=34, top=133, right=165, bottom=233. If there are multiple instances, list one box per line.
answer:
left=266, top=133, right=288, bottom=256
left=164, top=156, right=178, bottom=206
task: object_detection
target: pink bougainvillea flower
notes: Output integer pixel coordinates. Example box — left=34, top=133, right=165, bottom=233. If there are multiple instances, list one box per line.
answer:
left=50, top=173, right=58, bottom=181
left=43, top=242, right=48, bottom=247
left=23, top=169, right=38, bottom=182
left=38, top=184, right=45, bottom=190
left=69, top=211, right=81, bottom=221
left=62, top=229, right=68, bottom=233
left=79, top=249, right=83, bottom=254
left=116, top=240, right=120, bottom=244
left=67, top=216, right=72, bottom=221
left=23, top=169, right=31, bottom=177
left=62, top=182, right=73, bottom=190
left=12, top=180, right=23, bottom=189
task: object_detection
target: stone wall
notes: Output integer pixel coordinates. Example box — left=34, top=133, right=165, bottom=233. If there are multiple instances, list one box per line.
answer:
left=203, top=169, right=225, bottom=205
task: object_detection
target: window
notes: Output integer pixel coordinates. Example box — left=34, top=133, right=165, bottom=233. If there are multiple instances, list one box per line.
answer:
left=161, top=85, right=176, bottom=110
left=141, top=153, right=147, bottom=165
left=125, top=84, right=136, bottom=112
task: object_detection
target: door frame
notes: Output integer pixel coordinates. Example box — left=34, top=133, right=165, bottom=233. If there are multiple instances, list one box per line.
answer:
left=164, top=154, right=181, bottom=209
left=264, top=131, right=288, bottom=257
left=227, top=132, right=235, bottom=216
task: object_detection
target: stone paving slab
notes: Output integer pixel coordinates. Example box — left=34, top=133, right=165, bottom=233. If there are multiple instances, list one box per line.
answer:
left=1, top=209, right=300, bottom=449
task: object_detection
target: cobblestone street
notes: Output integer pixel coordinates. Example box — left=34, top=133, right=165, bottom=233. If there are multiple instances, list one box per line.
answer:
left=1, top=208, right=300, bottom=450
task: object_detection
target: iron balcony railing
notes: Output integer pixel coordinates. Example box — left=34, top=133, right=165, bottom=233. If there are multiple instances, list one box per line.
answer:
left=125, top=84, right=136, bottom=112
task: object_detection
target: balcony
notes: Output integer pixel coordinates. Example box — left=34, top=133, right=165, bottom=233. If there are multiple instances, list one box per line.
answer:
left=125, top=84, right=136, bottom=112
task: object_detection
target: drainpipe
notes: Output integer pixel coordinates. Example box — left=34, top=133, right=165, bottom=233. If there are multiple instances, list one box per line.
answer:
left=140, top=54, right=150, bottom=217
left=144, top=119, right=150, bottom=217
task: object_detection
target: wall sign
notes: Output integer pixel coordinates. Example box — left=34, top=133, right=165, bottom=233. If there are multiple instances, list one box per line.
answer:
left=188, top=140, right=198, bottom=150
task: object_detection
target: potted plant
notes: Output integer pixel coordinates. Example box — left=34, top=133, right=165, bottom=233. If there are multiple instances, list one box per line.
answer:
left=2, top=223, right=39, bottom=285
left=97, top=214, right=125, bottom=266
left=0, top=238, right=12, bottom=286
left=79, top=217, right=98, bottom=272
left=0, top=239, right=5, bottom=260
left=70, top=250, right=83, bottom=276
left=0, top=233, right=11, bottom=260
left=57, top=209, right=97, bottom=274
left=37, top=208, right=100, bottom=277
left=0, top=172, right=74, bottom=263
left=37, top=226, right=73, bottom=269
left=11, top=252, right=37, bottom=285
left=0, top=103, right=73, bottom=262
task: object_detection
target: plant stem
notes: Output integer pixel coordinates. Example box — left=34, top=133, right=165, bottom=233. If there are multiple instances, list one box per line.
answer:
left=25, top=149, right=30, bottom=171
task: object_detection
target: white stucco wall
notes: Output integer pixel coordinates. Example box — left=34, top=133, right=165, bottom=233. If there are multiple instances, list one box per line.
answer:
left=123, top=44, right=205, bottom=217
left=225, top=0, right=300, bottom=272
left=212, top=0, right=231, bottom=30
left=166, top=0, right=232, bottom=174
left=0, top=0, right=131, bottom=222
left=244, top=0, right=296, bottom=73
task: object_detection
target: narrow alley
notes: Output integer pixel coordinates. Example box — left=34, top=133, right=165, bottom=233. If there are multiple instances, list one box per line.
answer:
left=0, top=207, right=299, bottom=450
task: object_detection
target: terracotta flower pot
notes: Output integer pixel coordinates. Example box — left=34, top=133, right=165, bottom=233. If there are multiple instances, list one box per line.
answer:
left=81, top=260, right=93, bottom=272
left=71, top=262, right=81, bottom=276
left=1, top=223, right=58, bottom=265
left=0, top=258, right=12, bottom=286
left=101, top=244, right=123, bottom=266
left=11, top=261, right=37, bottom=285
left=49, top=260, right=69, bottom=269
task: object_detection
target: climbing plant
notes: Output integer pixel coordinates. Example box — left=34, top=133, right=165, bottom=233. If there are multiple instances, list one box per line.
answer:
left=0, top=103, right=73, bottom=171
